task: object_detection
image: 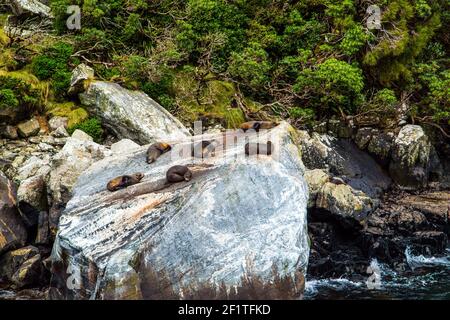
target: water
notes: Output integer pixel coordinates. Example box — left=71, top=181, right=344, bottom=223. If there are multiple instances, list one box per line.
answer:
left=2, top=249, right=449, bottom=300
left=305, top=248, right=450, bottom=300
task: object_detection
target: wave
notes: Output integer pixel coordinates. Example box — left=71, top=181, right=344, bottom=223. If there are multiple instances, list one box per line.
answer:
left=405, top=246, right=450, bottom=270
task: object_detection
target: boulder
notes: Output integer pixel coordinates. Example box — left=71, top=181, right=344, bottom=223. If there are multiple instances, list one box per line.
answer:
left=0, top=246, right=40, bottom=284
left=15, top=155, right=51, bottom=182
left=304, top=169, right=329, bottom=208
left=367, top=131, right=394, bottom=164
left=17, top=118, right=41, bottom=138
left=316, top=182, right=375, bottom=224
left=354, top=127, right=375, bottom=150
left=11, top=254, right=43, bottom=289
left=51, top=126, right=69, bottom=138
left=46, top=136, right=111, bottom=234
left=49, top=122, right=310, bottom=300
left=0, top=172, right=27, bottom=255
left=69, top=64, right=94, bottom=94
left=71, top=129, right=93, bottom=142
left=110, top=139, right=140, bottom=155
left=389, top=125, right=432, bottom=189
left=9, top=0, right=52, bottom=18
left=17, top=174, right=47, bottom=212
left=298, top=131, right=391, bottom=198
left=79, top=81, right=190, bottom=145
left=1, top=125, right=19, bottom=139
left=48, top=116, right=68, bottom=131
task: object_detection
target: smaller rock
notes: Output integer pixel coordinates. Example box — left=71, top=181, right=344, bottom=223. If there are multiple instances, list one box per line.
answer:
left=51, top=126, right=69, bottom=138
left=316, top=182, right=375, bottom=223
left=11, top=254, right=43, bottom=289
left=367, top=131, right=394, bottom=163
left=17, top=118, right=41, bottom=138
left=38, top=142, right=54, bottom=152
left=110, top=139, right=141, bottom=154
left=17, top=175, right=47, bottom=212
left=71, top=129, right=93, bottom=142
left=48, top=116, right=68, bottom=131
left=328, top=119, right=353, bottom=138
left=69, top=64, right=94, bottom=94
left=0, top=246, right=40, bottom=283
left=304, top=169, right=329, bottom=208
left=1, top=125, right=18, bottom=139
left=354, top=127, right=375, bottom=150
left=15, top=156, right=51, bottom=182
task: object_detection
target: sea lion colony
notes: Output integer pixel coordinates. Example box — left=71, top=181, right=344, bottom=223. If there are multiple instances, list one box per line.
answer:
left=106, top=122, right=276, bottom=192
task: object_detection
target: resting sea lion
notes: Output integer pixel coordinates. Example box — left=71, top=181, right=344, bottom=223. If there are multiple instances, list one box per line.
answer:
left=245, top=141, right=273, bottom=156
left=146, top=142, right=172, bottom=164
left=166, top=165, right=192, bottom=183
left=107, top=173, right=144, bottom=192
left=240, top=121, right=277, bottom=132
left=191, top=140, right=219, bottom=158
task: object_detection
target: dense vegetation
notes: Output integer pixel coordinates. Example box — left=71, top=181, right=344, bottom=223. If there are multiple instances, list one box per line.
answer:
left=1, top=0, right=449, bottom=132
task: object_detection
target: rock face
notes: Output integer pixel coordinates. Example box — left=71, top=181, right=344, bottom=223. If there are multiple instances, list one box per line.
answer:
left=0, top=172, right=27, bottom=255
left=79, top=81, right=191, bottom=145
left=389, top=125, right=432, bottom=189
left=49, top=122, right=310, bottom=300
left=46, top=132, right=111, bottom=234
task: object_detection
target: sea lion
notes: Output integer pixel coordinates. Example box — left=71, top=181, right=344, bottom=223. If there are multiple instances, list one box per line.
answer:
left=191, top=140, right=219, bottom=158
left=166, top=165, right=192, bottom=183
left=107, top=173, right=144, bottom=192
left=245, top=141, right=273, bottom=156
left=146, top=142, right=172, bottom=164
left=240, top=121, right=277, bottom=132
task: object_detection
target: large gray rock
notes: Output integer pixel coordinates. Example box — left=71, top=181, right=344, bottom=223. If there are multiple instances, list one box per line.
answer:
left=0, top=172, right=27, bottom=255
left=49, top=122, right=310, bottom=300
left=389, top=125, right=432, bottom=189
left=79, top=81, right=190, bottom=145
left=9, top=0, right=52, bottom=18
left=298, top=131, right=391, bottom=198
left=46, top=136, right=111, bottom=235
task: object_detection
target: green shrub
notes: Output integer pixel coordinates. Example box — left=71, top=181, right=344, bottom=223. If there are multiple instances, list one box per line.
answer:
left=67, top=118, right=104, bottom=142
left=0, top=76, right=41, bottom=121
left=293, top=58, right=365, bottom=116
left=31, top=42, right=77, bottom=100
